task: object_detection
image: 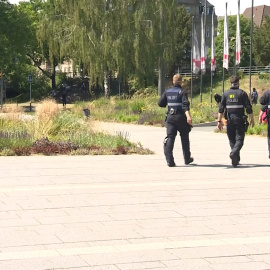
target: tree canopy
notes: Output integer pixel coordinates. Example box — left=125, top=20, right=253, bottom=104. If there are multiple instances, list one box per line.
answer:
left=0, top=0, right=33, bottom=70
left=213, top=15, right=251, bottom=70
left=253, top=16, right=270, bottom=66
left=41, top=0, right=191, bottom=88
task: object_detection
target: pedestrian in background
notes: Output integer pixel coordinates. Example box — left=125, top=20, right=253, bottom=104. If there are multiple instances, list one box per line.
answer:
left=251, top=87, right=258, bottom=105
left=62, top=85, right=67, bottom=107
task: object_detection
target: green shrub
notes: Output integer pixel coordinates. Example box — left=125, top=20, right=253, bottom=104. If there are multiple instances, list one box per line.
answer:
left=237, top=69, right=244, bottom=79
left=246, top=124, right=267, bottom=136
left=130, top=100, right=146, bottom=113
left=258, top=73, right=270, bottom=80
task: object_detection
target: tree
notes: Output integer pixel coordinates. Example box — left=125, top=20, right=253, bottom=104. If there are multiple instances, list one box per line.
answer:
left=43, top=0, right=191, bottom=93
left=253, top=16, right=270, bottom=66
left=0, top=0, right=33, bottom=70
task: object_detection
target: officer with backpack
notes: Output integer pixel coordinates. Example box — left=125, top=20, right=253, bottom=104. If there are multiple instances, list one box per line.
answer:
left=259, top=90, right=270, bottom=158
left=217, top=76, right=254, bottom=167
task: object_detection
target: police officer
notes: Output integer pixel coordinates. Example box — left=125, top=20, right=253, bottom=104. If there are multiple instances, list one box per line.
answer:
left=158, top=74, right=193, bottom=167
left=259, top=89, right=270, bottom=158
left=217, top=76, right=254, bottom=167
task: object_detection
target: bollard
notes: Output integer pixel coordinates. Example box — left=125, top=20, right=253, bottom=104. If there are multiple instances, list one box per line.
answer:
left=83, top=108, right=90, bottom=119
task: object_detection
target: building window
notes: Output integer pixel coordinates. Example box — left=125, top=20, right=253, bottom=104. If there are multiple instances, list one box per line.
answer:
left=186, top=6, right=191, bottom=14
left=206, top=26, right=210, bottom=37
left=199, top=5, right=213, bottom=15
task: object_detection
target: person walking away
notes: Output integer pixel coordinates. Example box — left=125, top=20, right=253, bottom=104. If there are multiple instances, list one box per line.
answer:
left=251, top=88, right=258, bottom=105
left=158, top=74, right=193, bottom=167
left=62, top=87, right=67, bottom=107
left=81, top=82, right=86, bottom=93
left=259, top=90, right=270, bottom=158
left=217, top=76, right=254, bottom=167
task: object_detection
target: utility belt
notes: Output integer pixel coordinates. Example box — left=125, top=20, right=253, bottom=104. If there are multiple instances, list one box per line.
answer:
left=227, top=113, right=249, bottom=132
left=168, top=108, right=182, bottom=115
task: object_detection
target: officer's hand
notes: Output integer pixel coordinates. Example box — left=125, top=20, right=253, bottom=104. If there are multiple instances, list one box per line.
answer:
left=250, top=117, right=255, bottom=127
left=187, top=117, right=192, bottom=125
left=217, top=121, right=223, bottom=131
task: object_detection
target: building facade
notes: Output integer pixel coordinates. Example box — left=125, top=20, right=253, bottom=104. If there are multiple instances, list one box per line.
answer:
left=177, top=0, right=217, bottom=64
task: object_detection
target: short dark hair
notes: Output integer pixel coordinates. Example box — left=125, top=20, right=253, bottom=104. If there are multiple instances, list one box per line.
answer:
left=230, top=75, right=239, bottom=84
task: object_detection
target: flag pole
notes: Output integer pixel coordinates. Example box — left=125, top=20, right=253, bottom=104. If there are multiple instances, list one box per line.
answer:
left=235, top=0, right=241, bottom=76
left=222, top=2, right=228, bottom=94
left=249, top=0, right=254, bottom=97
left=191, top=16, right=194, bottom=106
left=210, top=7, right=215, bottom=106
left=200, top=12, right=204, bottom=103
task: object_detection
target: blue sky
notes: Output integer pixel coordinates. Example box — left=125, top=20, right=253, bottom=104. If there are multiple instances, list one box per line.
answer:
left=208, top=0, right=269, bottom=16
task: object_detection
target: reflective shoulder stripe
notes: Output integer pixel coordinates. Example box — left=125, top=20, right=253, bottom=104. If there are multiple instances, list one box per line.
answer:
left=226, top=105, right=244, bottom=108
left=168, top=103, right=182, bottom=106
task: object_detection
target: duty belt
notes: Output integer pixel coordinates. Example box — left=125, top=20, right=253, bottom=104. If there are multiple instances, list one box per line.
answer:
left=169, top=108, right=182, bottom=115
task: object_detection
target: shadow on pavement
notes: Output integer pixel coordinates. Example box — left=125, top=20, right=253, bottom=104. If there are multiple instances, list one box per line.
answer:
left=173, top=163, right=270, bottom=168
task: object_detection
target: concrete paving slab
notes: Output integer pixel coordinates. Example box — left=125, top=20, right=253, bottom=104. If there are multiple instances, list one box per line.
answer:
left=0, top=121, right=270, bottom=269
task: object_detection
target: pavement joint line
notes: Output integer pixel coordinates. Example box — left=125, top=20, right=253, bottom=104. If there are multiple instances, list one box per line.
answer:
left=0, top=179, right=270, bottom=194
left=0, top=236, right=269, bottom=261
left=0, top=179, right=269, bottom=193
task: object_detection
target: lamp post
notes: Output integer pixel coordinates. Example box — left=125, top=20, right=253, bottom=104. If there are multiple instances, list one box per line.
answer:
left=249, top=0, right=254, bottom=97
left=158, top=5, right=165, bottom=96
left=0, top=69, right=3, bottom=109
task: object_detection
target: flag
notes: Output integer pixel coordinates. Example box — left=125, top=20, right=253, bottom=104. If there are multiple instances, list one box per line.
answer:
left=192, top=25, right=201, bottom=74
left=211, top=8, right=216, bottom=71
left=235, top=0, right=241, bottom=65
left=223, top=3, right=229, bottom=70
left=201, top=13, right=206, bottom=74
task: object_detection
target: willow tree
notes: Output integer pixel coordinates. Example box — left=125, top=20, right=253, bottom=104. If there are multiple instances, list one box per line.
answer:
left=37, top=0, right=70, bottom=90
left=42, top=0, right=191, bottom=94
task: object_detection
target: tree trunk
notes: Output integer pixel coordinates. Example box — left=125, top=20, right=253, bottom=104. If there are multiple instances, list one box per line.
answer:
left=104, top=71, right=110, bottom=98
left=51, top=58, right=57, bottom=90
left=158, top=57, right=165, bottom=96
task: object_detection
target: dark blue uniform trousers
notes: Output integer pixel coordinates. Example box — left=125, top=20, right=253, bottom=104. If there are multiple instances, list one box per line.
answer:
left=164, top=114, right=191, bottom=164
left=226, top=114, right=245, bottom=159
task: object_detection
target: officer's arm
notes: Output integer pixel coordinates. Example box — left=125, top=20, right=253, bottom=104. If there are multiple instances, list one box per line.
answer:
left=244, top=92, right=254, bottom=127
left=217, top=95, right=226, bottom=130
left=182, top=91, right=192, bottom=125
left=158, top=92, right=167, bottom=107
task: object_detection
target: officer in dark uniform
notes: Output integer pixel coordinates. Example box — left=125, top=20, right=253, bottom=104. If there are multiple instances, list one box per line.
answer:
left=259, top=89, right=270, bottom=158
left=158, top=74, right=193, bottom=167
left=217, top=76, right=254, bottom=167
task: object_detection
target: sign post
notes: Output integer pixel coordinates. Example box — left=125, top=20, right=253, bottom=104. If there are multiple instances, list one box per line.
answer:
left=28, top=75, right=32, bottom=112
left=0, top=70, right=3, bottom=109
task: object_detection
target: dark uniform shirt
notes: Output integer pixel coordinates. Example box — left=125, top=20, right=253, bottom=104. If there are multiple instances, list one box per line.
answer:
left=158, top=84, right=190, bottom=113
left=259, top=90, right=270, bottom=108
left=219, top=87, right=253, bottom=116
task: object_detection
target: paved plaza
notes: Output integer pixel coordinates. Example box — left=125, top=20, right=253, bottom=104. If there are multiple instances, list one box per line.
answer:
left=0, top=122, right=270, bottom=270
